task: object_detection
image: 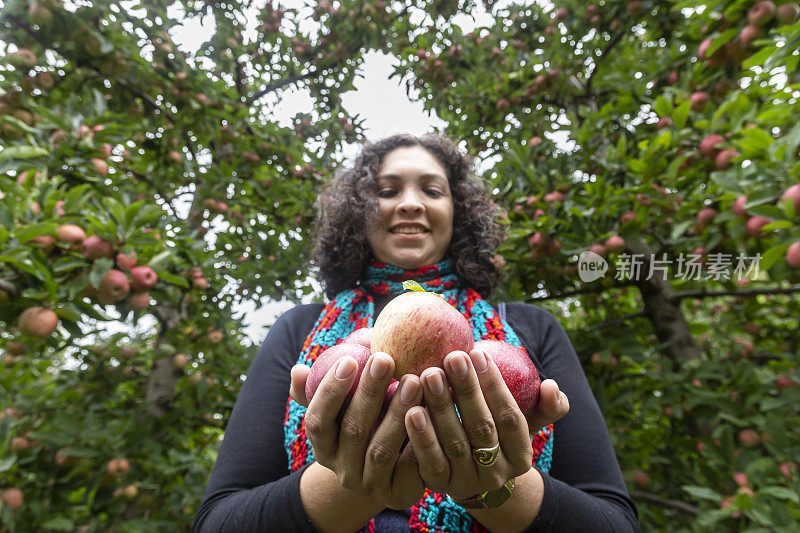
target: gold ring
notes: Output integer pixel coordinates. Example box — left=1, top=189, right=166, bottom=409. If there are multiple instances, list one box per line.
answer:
left=471, top=443, right=500, bottom=467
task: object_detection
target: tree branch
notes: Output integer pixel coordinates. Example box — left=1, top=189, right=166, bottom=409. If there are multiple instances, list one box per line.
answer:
left=528, top=280, right=637, bottom=301
left=629, top=491, right=699, bottom=515
left=585, top=30, right=626, bottom=96
left=591, top=310, right=647, bottom=330
left=672, top=285, right=800, bottom=302
left=247, top=68, right=320, bottom=105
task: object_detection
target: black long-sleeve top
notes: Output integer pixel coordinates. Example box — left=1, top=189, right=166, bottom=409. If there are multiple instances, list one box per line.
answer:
left=192, top=300, right=640, bottom=532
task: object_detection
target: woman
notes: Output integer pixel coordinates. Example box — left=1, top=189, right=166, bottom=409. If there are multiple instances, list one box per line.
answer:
left=192, top=134, right=639, bottom=532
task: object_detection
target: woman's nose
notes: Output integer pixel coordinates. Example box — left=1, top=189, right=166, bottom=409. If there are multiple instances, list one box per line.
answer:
left=397, top=190, right=424, bottom=213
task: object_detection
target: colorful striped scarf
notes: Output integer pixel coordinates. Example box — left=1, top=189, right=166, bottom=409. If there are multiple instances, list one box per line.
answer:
left=284, top=260, right=554, bottom=532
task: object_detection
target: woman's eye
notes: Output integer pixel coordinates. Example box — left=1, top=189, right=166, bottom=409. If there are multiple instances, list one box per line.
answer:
left=426, top=189, right=443, bottom=197
left=378, top=189, right=396, bottom=198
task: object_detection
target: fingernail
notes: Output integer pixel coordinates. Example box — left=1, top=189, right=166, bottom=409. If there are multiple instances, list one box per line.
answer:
left=448, top=353, right=469, bottom=378
left=335, top=357, right=357, bottom=380
left=369, top=354, right=390, bottom=380
left=424, top=371, right=444, bottom=395
left=410, top=409, right=427, bottom=432
left=471, top=350, right=488, bottom=373
left=400, top=378, right=420, bottom=403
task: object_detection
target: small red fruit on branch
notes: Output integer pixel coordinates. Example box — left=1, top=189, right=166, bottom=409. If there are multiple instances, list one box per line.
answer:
left=19, top=306, right=59, bottom=339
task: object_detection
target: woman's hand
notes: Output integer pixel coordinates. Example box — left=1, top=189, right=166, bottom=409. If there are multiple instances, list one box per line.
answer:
left=404, top=349, right=569, bottom=501
left=290, top=351, right=427, bottom=510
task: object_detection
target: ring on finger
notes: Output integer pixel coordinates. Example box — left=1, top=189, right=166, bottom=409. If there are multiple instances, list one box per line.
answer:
left=471, top=443, right=500, bottom=467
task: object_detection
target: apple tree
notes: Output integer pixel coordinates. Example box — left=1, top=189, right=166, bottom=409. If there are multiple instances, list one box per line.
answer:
left=389, top=0, right=800, bottom=529
left=0, top=0, right=428, bottom=529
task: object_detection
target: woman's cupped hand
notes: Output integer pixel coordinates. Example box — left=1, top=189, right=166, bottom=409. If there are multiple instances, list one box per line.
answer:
left=290, top=350, right=427, bottom=510
left=290, top=347, right=570, bottom=507
left=403, top=349, right=570, bottom=501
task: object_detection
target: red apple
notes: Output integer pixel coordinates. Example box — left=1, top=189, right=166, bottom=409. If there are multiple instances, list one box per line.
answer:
left=473, top=340, right=540, bottom=422
left=99, top=269, right=130, bottom=302
left=698, top=38, right=713, bottom=60
left=1, top=488, right=23, bottom=510
left=745, top=216, right=771, bottom=238
left=700, top=134, right=725, bottom=157
left=528, top=232, right=547, bottom=248
left=781, top=183, right=800, bottom=211
left=777, top=3, right=800, bottom=24
left=56, top=224, right=87, bottom=247
left=305, top=343, right=372, bottom=404
left=168, top=150, right=182, bottom=163
left=173, top=353, right=189, bottom=369
left=786, top=242, right=800, bottom=268
left=130, top=265, right=157, bottom=291
left=632, top=470, right=650, bottom=488
left=620, top=211, right=637, bottom=224
left=667, top=70, right=679, bottom=85
left=193, top=277, right=209, bottom=290
left=18, top=306, right=58, bottom=339
left=543, top=191, right=565, bottom=203
left=779, top=461, right=798, bottom=477
left=81, top=235, right=114, bottom=260
left=528, top=136, right=542, bottom=148
left=748, top=1, right=776, bottom=25
left=655, top=117, right=672, bottom=129
left=738, top=428, right=761, bottom=447
left=342, top=327, right=372, bottom=350
left=715, top=149, right=740, bottom=170
left=106, top=458, right=130, bottom=477
left=733, top=195, right=748, bottom=217
left=371, top=290, right=474, bottom=379
left=91, top=157, right=109, bottom=176
left=690, top=91, right=710, bottom=112
left=116, top=252, right=137, bottom=270
left=128, top=292, right=151, bottom=311
left=696, top=207, right=718, bottom=228
left=739, top=24, right=761, bottom=48
left=605, top=235, right=625, bottom=253
left=589, top=244, right=607, bottom=257
left=29, top=235, right=55, bottom=253
left=776, top=376, right=796, bottom=390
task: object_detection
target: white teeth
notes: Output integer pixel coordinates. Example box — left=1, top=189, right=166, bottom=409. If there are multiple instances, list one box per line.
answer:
left=393, top=227, right=426, bottom=234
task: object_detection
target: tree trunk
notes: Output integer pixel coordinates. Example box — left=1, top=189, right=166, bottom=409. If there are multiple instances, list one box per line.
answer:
left=625, top=238, right=703, bottom=364
left=144, top=303, right=183, bottom=418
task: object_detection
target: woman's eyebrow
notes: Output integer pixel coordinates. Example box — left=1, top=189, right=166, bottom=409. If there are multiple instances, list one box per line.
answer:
left=376, top=173, right=447, bottom=182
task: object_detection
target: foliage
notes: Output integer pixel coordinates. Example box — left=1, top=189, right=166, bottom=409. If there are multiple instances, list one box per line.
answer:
left=1, top=0, right=799, bottom=531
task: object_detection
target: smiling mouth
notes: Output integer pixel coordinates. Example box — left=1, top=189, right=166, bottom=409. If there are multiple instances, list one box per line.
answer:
left=390, top=227, right=429, bottom=234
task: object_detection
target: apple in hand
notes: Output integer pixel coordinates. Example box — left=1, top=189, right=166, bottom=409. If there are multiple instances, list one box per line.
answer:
left=371, top=290, right=474, bottom=379
left=342, top=327, right=372, bottom=350
left=305, top=344, right=372, bottom=406
left=474, top=340, right=541, bottom=422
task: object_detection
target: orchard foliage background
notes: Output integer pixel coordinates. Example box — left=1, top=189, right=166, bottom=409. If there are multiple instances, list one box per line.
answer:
left=1, top=0, right=799, bottom=531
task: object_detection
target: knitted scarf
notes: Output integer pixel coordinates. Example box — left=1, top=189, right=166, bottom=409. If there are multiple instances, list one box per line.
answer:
left=284, top=260, right=554, bottom=532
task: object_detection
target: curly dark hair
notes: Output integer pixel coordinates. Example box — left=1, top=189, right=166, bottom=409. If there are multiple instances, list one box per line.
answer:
left=311, top=133, right=505, bottom=300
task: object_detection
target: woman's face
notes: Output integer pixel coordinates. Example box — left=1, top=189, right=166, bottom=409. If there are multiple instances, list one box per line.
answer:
left=366, top=145, right=454, bottom=270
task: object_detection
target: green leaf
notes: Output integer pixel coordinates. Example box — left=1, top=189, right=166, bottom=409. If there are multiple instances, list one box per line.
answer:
left=673, top=101, right=690, bottom=129
left=707, top=28, right=739, bottom=57
left=738, top=128, right=773, bottom=157
left=759, top=486, right=800, bottom=504
left=670, top=220, right=693, bottom=240
left=89, top=258, right=114, bottom=288
left=748, top=205, right=784, bottom=220
left=148, top=251, right=172, bottom=270
left=0, top=455, right=16, bottom=473
left=760, top=243, right=790, bottom=271
left=15, top=221, right=58, bottom=244
left=0, top=145, right=49, bottom=162
left=157, top=272, right=190, bottom=288
left=41, top=517, right=75, bottom=531
left=743, top=45, right=777, bottom=68
left=654, top=96, right=672, bottom=118
left=682, top=485, right=721, bottom=502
